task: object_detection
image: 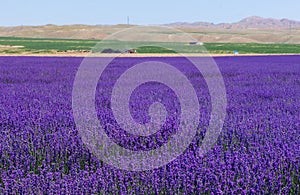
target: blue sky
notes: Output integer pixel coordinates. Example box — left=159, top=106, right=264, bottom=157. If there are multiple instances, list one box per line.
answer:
left=1, top=0, right=300, bottom=26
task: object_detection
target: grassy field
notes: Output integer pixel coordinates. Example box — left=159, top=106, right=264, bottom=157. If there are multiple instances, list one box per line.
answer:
left=1, top=36, right=300, bottom=55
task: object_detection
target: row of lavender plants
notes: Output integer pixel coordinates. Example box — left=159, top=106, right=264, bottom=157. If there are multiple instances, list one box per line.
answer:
left=0, top=56, right=299, bottom=194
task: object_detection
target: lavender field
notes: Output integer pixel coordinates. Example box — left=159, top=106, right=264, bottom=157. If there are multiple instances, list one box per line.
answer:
left=0, top=56, right=299, bottom=194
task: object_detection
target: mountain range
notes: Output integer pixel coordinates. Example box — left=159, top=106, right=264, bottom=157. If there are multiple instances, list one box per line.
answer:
left=166, top=16, right=300, bottom=29
left=0, top=16, right=299, bottom=43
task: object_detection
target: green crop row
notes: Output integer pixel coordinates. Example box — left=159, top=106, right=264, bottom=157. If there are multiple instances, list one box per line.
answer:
left=1, top=36, right=300, bottom=54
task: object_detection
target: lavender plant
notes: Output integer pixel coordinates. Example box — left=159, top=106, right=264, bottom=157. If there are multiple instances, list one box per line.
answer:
left=0, top=56, right=299, bottom=194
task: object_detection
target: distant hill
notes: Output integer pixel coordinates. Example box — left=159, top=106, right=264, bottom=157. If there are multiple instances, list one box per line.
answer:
left=0, top=16, right=300, bottom=43
left=166, top=16, right=300, bottom=30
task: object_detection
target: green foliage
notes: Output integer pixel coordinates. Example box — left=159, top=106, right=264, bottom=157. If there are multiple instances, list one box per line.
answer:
left=204, top=43, right=300, bottom=54
left=1, top=36, right=300, bottom=54
left=0, top=37, right=97, bottom=52
left=136, top=46, right=177, bottom=53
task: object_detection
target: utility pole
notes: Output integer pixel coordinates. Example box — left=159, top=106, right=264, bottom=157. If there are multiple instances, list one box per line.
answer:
left=127, top=16, right=130, bottom=26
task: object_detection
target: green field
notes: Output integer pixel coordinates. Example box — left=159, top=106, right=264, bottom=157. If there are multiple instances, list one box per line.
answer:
left=1, top=36, right=300, bottom=54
